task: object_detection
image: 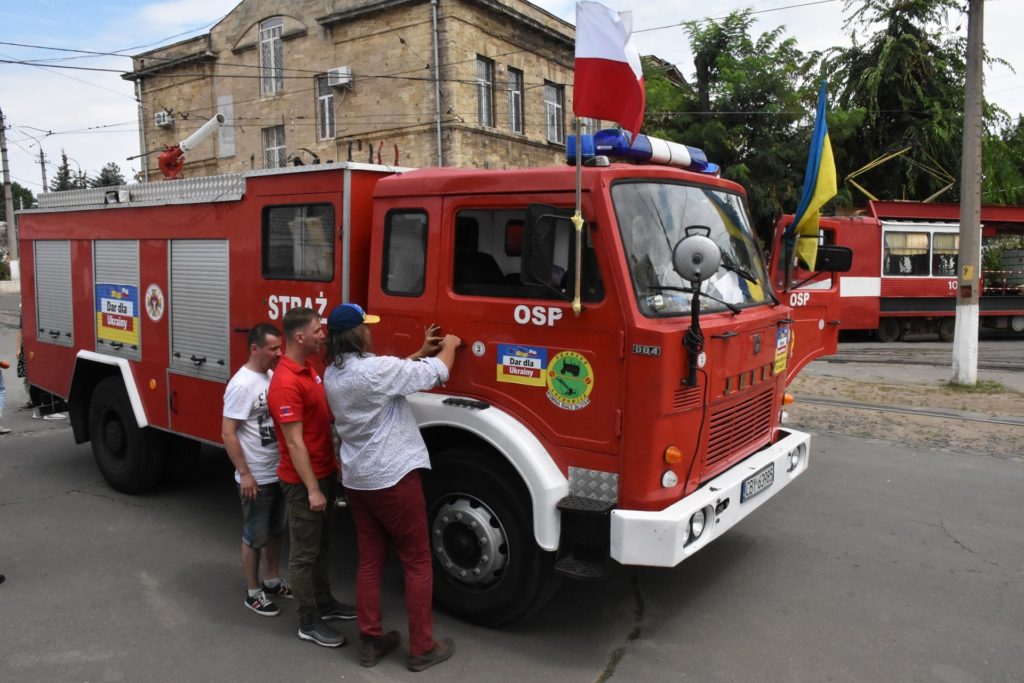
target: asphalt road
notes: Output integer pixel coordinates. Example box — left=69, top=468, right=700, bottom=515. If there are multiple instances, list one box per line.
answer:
left=1, top=417, right=1021, bottom=681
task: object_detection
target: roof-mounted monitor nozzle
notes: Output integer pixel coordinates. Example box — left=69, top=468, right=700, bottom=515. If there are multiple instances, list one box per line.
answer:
left=158, top=113, right=225, bottom=179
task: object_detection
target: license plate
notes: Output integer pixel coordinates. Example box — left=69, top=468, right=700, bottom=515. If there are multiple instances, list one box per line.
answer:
left=741, top=463, right=774, bottom=502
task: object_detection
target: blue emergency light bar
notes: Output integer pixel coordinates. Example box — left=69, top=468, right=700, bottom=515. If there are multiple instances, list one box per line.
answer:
left=567, top=129, right=719, bottom=175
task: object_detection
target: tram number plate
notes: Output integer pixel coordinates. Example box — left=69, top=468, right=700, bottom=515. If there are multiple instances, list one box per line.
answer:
left=741, top=463, right=775, bottom=502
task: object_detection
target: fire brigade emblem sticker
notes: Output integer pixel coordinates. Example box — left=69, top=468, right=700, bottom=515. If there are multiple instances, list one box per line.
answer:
left=144, top=284, right=165, bottom=322
left=546, top=351, right=594, bottom=410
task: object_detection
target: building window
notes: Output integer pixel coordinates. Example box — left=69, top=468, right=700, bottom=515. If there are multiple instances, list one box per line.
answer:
left=262, top=125, right=286, bottom=168
left=382, top=211, right=428, bottom=296
left=544, top=82, right=565, bottom=144
left=476, top=56, right=495, bottom=127
left=578, top=117, right=599, bottom=134
left=508, top=68, right=524, bottom=134
left=316, top=75, right=335, bottom=140
left=260, top=17, right=284, bottom=95
left=262, top=204, right=335, bottom=281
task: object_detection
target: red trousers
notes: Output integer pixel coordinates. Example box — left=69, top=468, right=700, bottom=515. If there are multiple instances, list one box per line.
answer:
left=346, top=470, right=434, bottom=656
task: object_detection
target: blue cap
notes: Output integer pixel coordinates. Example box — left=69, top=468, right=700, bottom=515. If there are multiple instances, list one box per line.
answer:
left=327, top=303, right=381, bottom=331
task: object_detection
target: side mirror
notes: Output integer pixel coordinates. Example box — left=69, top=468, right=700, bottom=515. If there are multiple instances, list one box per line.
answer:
left=812, top=245, right=852, bottom=273
left=672, top=225, right=722, bottom=283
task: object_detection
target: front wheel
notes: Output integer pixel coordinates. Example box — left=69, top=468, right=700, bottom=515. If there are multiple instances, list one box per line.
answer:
left=423, top=448, right=559, bottom=626
left=876, top=318, right=902, bottom=343
left=89, top=377, right=165, bottom=493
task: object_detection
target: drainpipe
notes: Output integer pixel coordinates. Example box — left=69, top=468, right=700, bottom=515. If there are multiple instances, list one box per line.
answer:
left=432, top=0, right=443, bottom=167
left=135, top=79, right=148, bottom=182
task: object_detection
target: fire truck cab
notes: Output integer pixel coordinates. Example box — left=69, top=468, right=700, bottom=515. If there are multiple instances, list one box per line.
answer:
left=19, top=156, right=849, bottom=625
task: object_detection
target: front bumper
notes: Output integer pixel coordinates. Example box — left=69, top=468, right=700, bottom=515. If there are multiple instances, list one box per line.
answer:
left=610, top=428, right=810, bottom=567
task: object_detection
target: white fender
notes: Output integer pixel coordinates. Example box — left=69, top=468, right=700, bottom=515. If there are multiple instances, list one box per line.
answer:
left=408, top=393, right=567, bottom=551
left=74, top=351, right=149, bottom=428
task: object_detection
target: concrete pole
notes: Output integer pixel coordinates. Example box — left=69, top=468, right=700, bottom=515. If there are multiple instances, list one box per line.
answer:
left=1, top=106, right=19, bottom=263
left=952, top=0, right=983, bottom=385
left=39, top=148, right=47, bottom=193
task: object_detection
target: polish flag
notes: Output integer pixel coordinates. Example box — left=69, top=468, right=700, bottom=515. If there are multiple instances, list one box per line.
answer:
left=573, top=1, right=645, bottom=138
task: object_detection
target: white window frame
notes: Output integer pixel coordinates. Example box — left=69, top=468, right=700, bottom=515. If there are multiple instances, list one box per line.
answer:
left=316, top=75, right=335, bottom=140
left=260, top=17, right=284, bottom=96
left=508, top=68, right=524, bottom=134
left=476, top=56, right=495, bottom=127
left=544, top=82, right=565, bottom=144
left=262, top=125, right=286, bottom=168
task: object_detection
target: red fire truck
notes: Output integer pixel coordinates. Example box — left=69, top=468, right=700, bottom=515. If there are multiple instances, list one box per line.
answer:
left=18, top=148, right=849, bottom=625
left=782, top=200, right=1024, bottom=342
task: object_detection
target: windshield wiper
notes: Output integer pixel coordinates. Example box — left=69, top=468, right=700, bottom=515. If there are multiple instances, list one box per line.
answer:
left=643, top=285, right=742, bottom=314
left=718, top=259, right=780, bottom=305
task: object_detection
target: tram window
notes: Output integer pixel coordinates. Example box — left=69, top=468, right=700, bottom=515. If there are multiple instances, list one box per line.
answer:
left=932, top=233, right=959, bottom=276
left=883, top=231, right=930, bottom=276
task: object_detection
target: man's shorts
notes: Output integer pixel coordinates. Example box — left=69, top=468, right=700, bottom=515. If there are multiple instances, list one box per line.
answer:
left=240, top=482, right=287, bottom=549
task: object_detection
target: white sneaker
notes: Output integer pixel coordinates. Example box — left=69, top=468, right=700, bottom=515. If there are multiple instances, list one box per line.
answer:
left=43, top=412, right=68, bottom=421
left=0, top=425, right=11, bottom=435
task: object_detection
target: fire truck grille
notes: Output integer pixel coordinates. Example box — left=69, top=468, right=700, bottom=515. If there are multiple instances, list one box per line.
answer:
left=705, top=387, right=774, bottom=467
left=672, top=385, right=703, bottom=411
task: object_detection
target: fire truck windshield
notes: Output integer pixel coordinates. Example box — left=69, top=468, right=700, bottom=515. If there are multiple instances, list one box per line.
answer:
left=611, top=181, right=771, bottom=317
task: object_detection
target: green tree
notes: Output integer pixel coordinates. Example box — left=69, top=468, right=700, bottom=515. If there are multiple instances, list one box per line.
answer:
left=91, top=162, right=126, bottom=188
left=50, top=150, right=85, bottom=191
left=0, top=181, right=35, bottom=224
left=824, top=0, right=967, bottom=202
left=648, top=11, right=821, bottom=240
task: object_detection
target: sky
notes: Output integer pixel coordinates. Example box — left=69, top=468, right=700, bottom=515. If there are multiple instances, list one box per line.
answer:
left=2, top=0, right=1022, bottom=198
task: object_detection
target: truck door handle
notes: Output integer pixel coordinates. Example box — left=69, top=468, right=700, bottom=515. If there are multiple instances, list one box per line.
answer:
left=190, top=354, right=207, bottom=366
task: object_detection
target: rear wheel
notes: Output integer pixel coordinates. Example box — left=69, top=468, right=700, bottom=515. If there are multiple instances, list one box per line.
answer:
left=937, top=317, right=955, bottom=342
left=89, top=377, right=165, bottom=493
left=423, top=448, right=559, bottom=626
left=876, top=318, right=902, bottom=343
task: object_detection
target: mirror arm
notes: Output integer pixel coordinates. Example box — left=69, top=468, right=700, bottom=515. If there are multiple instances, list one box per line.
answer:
left=571, top=211, right=584, bottom=316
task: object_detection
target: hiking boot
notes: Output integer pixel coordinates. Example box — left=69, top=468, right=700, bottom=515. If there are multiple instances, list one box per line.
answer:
left=244, top=590, right=279, bottom=617
left=318, top=599, right=356, bottom=621
left=298, top=620, right=346, bottom=648
left=408, top=639, right=455, bottom=672
left=261, top=579, right=293, bottom=599
left=360, top=631, right=400, bottom=668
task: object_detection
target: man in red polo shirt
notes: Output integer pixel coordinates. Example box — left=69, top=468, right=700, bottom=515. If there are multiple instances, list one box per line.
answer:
left=268, top=307, right=355, bottom=648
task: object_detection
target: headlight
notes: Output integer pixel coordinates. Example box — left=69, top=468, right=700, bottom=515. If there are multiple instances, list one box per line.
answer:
left=661, top=470, right=679, bottom=488
left=690, top=509, right=706, bottom=539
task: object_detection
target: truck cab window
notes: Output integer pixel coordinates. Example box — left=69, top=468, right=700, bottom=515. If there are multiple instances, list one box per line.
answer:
left=383, top=211, right=428, bottom=296
left=452, top=209, right=603, bottom=301
left=262, top=204, right=335, bottom=280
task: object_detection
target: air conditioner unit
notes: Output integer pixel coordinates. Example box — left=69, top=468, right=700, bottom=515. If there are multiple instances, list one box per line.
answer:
left=327, top=66, right=353, bottom=88
left=155, top=111, right=174, bottom=128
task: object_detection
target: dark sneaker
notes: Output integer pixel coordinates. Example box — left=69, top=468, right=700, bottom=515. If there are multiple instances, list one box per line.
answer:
left=298, top=620, right=346, bottom=648
left=261, top=579, right=293, bottom=599
left=318, top=599, right=356, bottom=621
left=408, top=638, right=455, bottom=672
left=360, top=631, right=401, bottom=668
left=244, top=590, right=280, bottom=617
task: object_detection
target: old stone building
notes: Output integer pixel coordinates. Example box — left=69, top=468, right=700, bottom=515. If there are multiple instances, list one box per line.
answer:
left=124, top=0, right=601, bottom=179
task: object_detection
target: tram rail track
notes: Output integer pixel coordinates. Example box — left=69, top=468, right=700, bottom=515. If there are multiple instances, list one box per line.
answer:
left=797, top=396, right=1024, bottom=427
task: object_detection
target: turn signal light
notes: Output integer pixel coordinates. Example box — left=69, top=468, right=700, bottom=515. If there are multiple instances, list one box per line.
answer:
left=783, top=393, right=795, bottom=405
left=664, top=445, right=684, bottom=464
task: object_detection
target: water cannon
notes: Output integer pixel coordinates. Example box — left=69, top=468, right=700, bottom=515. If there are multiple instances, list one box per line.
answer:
left=158, top=113, right=226, bottom=179
left=567, top=129, right=719, bottom=175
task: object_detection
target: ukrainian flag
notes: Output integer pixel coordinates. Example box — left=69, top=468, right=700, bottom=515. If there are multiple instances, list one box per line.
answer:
left=787, top=81, right=837, bottom=271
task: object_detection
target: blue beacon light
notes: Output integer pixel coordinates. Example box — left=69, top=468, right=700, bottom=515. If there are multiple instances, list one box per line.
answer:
left=567, top=129, right=719, bottom=175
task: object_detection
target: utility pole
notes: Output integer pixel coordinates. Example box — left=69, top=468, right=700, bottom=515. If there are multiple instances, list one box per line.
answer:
left=1, top=106, right=19, bottom=264
left=952, top=0, right=983, bottom=385
left=39, top=147, right=48, bottom=192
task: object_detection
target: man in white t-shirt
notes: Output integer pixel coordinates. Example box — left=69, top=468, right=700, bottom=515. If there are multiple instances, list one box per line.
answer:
left=222, top=323, right=290, bottom=616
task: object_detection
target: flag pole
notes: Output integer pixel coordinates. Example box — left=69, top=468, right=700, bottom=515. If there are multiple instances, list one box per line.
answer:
left=571, top=117, right=583, bottom=316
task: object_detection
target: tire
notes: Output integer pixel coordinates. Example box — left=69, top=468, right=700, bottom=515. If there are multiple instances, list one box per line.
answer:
left=89, top=377, right=165, bottom=493
left=876, top=318, right=901, bottom=343
left=423, top=448, right=559, bottom=626
left=937, top=317, right=955, bottom=342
